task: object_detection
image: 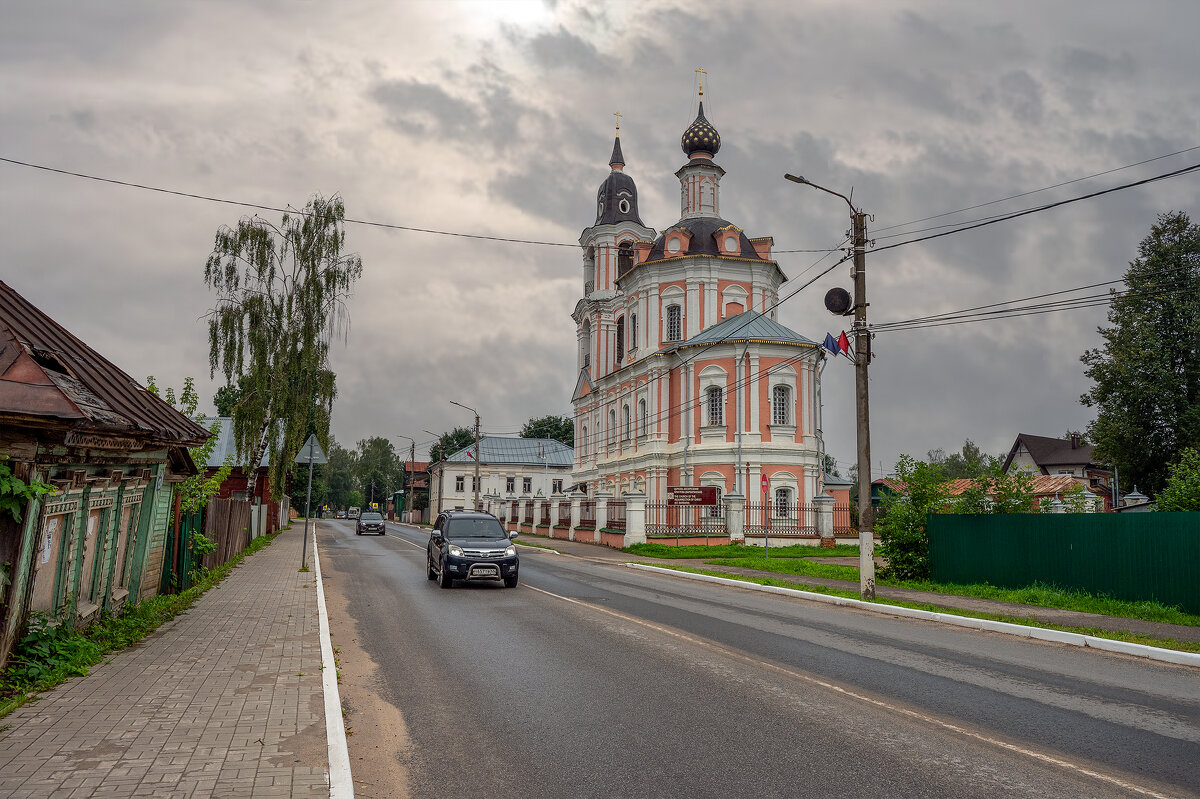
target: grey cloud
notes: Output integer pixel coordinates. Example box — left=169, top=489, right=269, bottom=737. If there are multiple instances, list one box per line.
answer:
left=370, top=79, right=477, bottom=137
left=1060, top=47, right=1136, bottom=80
left=997, top=70, right=1044, bottom=125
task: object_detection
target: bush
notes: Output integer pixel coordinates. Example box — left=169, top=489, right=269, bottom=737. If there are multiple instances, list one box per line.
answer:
left=876, top=456, right=948, bottom=580
left=4, top=613, right=100, bottom=690
left=1155, top=448, right=1200, bottom=511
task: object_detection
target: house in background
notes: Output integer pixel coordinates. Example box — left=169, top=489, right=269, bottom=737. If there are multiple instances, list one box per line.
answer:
left=0, top=281, right=209, bottom=668
left=1002, top=433, right=1113, bottom=510
left=872, top=474, right=1104, bottom=512
left=204, top=417, right=287, bottom=535
left=428, top=437, right=573, bottom=515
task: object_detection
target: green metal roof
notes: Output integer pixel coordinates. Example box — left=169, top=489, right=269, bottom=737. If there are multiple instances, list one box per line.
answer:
left=669, top=310, right=816, bottom=351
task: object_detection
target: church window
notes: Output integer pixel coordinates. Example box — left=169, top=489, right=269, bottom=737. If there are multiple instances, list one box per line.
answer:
left=725, top=235, right=738, bottom=253
left=638, top=399, right=647, bottom=435
left=618, top=198, right=631, bottom=214
left=581, top=425, right=588, bottom=456
left=622, top=405, right=631, bottom=440
left=706, top=386, right=724, bottom=426
left=667, top=237, right=680, bottom=254
left=609, top=409, right=617, bottom=443
left=775, top=487, right=792, bottom=517
left=615, top=316, right=625, bottom=362
left=772, top=385, right=791, bottom=425
left=617, top=242, right=634, bottom=279
left=666, top=305, right=682, bottom=342
left=630, top=313, right=637, bottom=348
left=708, top=487, right=723, bottom=519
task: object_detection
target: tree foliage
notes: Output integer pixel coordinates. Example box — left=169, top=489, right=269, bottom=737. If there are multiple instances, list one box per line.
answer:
left=876, top=456, right=949, bottom=580
left=429, top=426, right=476, bottom=464
left=521, top=415, right=574, bottom=447
left=146, top=376, right=232, bottom=514
left=1081, top=211, right=1200, bottom=494
left=926, top=439, right=1002, bottom=479
left=1155, top=447, right=1200, bottom=511
left=354, top=436, right=403, bottom=506
left=203, top=194, right=363, bottom=500
left=212, top=381, right=243, bottom=417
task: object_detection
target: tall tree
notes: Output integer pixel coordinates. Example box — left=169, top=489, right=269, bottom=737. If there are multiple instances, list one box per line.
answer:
left=212, top=380, right=244, bottom=417
left=521, top=414, right=574, bottom=447
left=1081, top=211, right=1200, bottom=493
left=354, top=437, right=403, bottom=506
left=429, top=426, right=476, bottom=464
left=204, top=194, right=363, bottom=500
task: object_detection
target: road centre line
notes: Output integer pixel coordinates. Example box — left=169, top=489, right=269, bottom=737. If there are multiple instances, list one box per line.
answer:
left=522, top=582, right=1177, bottom=799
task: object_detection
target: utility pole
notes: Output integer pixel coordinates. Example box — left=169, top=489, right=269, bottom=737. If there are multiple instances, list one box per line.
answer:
left=785, top=173, right=875, bottom=600
left=394, top=434, right=417, bottom=524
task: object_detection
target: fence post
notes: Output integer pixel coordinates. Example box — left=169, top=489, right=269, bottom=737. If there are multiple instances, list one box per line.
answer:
left=532, top=496, right=544, bottom=533
left=594, top=491, right=611, bottom=545
left=724, top=492, right=745, bottom=543
left=813, top=492, right=835, bottom=547
left=569, top=491, right=582, bottom=541
left=624, top=492, right=647, bottom=546
left=549, top=493, right=562, bottom=537
left=505, top=494, right=517, bottom=532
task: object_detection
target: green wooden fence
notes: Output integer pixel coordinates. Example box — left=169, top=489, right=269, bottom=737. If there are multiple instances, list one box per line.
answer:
left=927, top=513, right=1200, bottom=614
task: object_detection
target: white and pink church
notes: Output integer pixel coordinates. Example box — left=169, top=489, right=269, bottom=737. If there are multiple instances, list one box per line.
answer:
left=570, top=88, right=851, bottom=524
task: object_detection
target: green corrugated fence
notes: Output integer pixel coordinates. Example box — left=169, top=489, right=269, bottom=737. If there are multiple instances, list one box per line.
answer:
left=927, top=513, right=1200, bottom=614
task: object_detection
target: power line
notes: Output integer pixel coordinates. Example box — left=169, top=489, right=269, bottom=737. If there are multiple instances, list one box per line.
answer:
left=871, top=143, right=1200, bottom=235
left=872, top=161, right=1200, bottom=254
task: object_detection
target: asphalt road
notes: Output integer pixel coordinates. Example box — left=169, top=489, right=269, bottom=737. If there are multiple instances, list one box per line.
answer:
left=317, top=519, right=1200, bottom=799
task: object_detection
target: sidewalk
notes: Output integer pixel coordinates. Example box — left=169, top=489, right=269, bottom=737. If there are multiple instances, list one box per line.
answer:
left=0, top=526, right=330, bottom=799
left=518, top=534, right=1200, bottom=645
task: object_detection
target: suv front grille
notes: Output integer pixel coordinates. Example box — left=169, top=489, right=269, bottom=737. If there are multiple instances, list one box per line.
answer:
left=462, top=548, right=508, bottom=559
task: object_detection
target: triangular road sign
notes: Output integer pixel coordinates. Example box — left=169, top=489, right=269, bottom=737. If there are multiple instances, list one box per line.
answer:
left=293, top=433, right=328, bottom=465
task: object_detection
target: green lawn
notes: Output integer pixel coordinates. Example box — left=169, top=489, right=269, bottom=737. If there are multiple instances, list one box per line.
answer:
left=625, top=540, right=1200, bottom=628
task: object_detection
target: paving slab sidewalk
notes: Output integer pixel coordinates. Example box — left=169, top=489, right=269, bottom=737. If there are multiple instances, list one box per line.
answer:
left=0, top=526, right=330, bottom=799
left=515, top=533, right=1200, bottom=645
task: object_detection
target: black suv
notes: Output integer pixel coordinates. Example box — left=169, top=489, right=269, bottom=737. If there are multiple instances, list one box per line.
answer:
left=356, top=511, right=385, bottom=535
left=427, top=511, right=519, bottom=588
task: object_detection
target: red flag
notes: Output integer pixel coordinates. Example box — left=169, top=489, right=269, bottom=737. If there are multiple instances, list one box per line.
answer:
left=837, top=331, right=852, bottom=357
left=467, top=447, right=476, bottom=460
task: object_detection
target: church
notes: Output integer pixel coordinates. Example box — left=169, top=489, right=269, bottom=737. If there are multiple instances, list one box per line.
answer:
left=570, top=80, right=841, bottom=527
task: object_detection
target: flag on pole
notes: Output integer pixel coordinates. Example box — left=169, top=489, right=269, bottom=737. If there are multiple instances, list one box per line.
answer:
left=823, top=333, right=839, bottom=356
left=837, top=331, right=852, bottom=358
left=467, top=447, right=476, bottom=460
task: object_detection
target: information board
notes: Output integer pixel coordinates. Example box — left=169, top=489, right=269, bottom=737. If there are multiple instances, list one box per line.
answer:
left=666, top=485, right=718, bottom=506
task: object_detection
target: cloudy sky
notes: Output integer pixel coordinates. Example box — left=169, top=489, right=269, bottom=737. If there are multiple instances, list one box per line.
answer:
left=4, top=0, right=1199, bottom=475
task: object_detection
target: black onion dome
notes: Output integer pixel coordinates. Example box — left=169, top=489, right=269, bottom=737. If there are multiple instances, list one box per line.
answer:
left=681, top=101, right=721, bottom=157
left=643, top=217, right=764, bottom=263
left=595, top=136, right=643, bottom=226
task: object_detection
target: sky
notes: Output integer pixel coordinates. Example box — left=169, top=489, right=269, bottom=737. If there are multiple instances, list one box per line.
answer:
left=3, top=0, right=1199, bottom=476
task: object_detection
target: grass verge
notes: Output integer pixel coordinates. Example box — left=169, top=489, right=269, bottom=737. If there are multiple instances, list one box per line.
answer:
left=647, top=564, right=1200, bottom=654
left=625, top=542, right=861, bottom=559
left=0, top=530, right=280, bottom=718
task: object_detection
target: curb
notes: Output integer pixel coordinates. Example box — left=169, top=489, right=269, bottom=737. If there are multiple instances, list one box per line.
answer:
left=626, top=563, right=1200, bottom=668
left=312, top=525, right=355, bottom=797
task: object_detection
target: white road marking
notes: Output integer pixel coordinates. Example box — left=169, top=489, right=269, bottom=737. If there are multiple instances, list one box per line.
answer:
left=312, top=524, right=354, bottom=798
left=522, top=583, right=1179, bottom=799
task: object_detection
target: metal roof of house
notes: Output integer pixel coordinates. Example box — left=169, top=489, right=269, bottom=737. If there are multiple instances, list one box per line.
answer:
left=204, top=417, right=269, bottom=468
left=444, top=436, right=573, bottom=467
left=0, top=280, right=210, bottom=446
left=668, top=310, right=816, bottom=351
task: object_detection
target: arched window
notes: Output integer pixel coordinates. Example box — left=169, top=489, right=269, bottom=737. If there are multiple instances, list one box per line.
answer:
left=708, top=486, right=724, bottom=518
left=638, top=399, right=647, bottom=436
left=617, top=242, right=634, bottom=280
left=580, top=425, right=588, bottom=456
left=615, top=316, right=625, bottom=363
left=706, top=386, right=724, bottom=426
left=622, top=405, right=631, bottom=440
left=582, top=319, right=592, bottom=369
left=666, top=305, right=682, bottom=342
left=630, top=314, right=638, bottom=350
left=609, top=409, right=617, bottom=443
left=772, top=385, right=791, bottom=425
left=774, top=487, right=792, bottom=517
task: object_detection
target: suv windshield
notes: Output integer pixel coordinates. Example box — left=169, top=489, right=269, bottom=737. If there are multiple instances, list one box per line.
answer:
left=361, top=512, right=383, bottom=521
left=445, top=517, right=507, bottom=540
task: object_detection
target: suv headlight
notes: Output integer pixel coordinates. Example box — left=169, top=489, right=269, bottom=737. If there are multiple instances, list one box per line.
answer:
left=505, top=545, right=517, bottom=558
left=448, top=544, right=464, bottom=557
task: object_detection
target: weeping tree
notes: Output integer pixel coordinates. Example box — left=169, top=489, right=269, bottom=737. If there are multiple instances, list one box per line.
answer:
left=204, top=194, right=363, bottom=500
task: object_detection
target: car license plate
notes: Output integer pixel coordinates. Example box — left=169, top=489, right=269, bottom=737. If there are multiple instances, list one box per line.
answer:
left=474, top=566, right=498, bottom=576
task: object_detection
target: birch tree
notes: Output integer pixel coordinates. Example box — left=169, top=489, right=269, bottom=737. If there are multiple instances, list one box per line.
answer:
left=204, top=194, right=363, bottom=499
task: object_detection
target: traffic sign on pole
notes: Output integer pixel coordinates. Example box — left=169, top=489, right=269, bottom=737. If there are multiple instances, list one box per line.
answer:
left=761, top=474, right=769, bottom=494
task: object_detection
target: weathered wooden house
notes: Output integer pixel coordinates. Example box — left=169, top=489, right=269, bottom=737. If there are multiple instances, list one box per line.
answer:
left=0, top=281, right=210, bottom=668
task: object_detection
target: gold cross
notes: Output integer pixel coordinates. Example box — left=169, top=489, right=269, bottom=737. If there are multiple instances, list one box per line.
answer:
left=613, top=111, right=621, bottom=134
left=695, top=67, right=707, bottom=97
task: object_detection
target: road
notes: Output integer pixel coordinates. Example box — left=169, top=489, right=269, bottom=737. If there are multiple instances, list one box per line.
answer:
left=316, top=519, right=1200, bottom=799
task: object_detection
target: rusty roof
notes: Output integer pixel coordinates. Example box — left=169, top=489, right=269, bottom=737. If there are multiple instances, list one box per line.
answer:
left=0, top=280, right=211, bottom=447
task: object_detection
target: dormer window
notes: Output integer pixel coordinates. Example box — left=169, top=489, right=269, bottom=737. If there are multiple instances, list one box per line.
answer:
left=667, top=237, right=681, bottom=254
left=724, top=235, right=738, bottom=253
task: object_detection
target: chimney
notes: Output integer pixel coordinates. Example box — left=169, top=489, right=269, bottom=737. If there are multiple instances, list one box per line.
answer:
left=1071, top=433, right=1080, bottom=449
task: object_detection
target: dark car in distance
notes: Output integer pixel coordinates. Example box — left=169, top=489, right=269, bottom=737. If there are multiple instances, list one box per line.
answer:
left=356, top=511, right=385, bottom=535
left=427, top=511, right=518, bottom=588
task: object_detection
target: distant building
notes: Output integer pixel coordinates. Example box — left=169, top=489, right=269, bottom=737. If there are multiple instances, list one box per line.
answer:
left=0, top=281, right=209, bottom=667
left=1002, top=433, right=1113, bottom=510
left=428, top=437, right=573, bottom=515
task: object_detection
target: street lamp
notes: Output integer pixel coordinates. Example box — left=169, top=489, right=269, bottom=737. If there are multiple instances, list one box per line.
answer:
left=449, top=400, right=482, bottom=511
left=785, top=173, right=876, bottom=600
